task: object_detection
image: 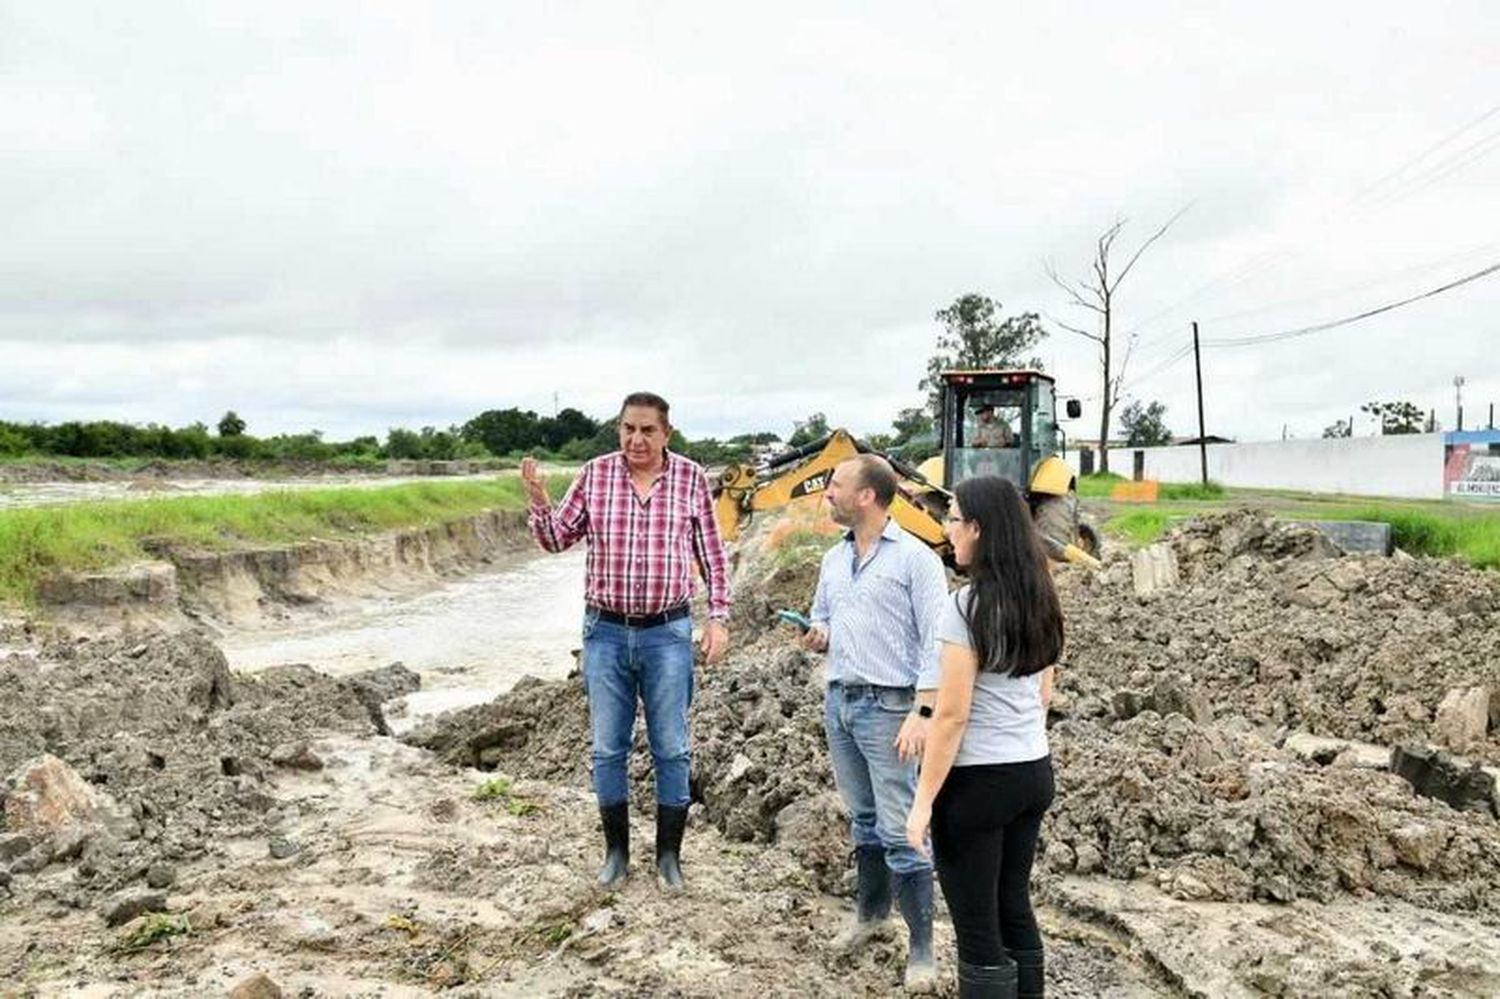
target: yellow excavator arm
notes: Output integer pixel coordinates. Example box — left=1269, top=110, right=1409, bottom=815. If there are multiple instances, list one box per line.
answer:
left=712, top=428, right=1100, bottom=570
left=714, top=429, right=950, bottom=560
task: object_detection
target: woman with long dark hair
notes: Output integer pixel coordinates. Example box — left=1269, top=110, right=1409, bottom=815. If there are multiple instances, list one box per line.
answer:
left=905, top=476, right=1063, bottom=998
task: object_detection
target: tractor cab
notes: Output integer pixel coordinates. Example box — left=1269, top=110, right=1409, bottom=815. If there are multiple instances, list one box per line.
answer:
left=939, top=370, right=1080, bottom=492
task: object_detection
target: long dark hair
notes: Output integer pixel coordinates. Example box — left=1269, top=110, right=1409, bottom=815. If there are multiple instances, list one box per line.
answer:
left=952, top=476, right=1064, bottom=677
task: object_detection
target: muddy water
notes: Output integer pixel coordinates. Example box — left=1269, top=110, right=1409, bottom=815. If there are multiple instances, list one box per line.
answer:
left=221, top=549, right=587, bottom=734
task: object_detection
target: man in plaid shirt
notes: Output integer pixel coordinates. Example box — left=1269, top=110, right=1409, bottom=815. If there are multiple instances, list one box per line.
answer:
left=521, top=391, right=730, bottom=891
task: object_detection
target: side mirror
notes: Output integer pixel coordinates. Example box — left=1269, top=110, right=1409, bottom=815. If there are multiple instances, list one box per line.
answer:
left=1065, top=399, right=1082, bottom=419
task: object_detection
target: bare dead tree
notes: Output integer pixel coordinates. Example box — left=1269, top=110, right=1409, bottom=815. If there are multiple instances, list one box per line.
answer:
left=1045, top=210, right=1185, bottom=473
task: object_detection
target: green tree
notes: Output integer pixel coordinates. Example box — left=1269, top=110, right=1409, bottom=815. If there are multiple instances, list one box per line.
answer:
left=1361, top=400, right=1424, bottom=435
left=0, top=424, right=29, bottom=457
left=728, top=431, right=781, bottom=446
left=788, top=412, right=830, bottom=448
left=890, top=407, right=934, bottom=447
left=384, top=427, right=425, bottom=459
left=1119, top=399, right=1172, bottom=447
left=461, top=408, right=542, bottom=456
left=577, top=419, right=621, bottom=459
left=218, top=411, right=247, bottom=437
left=215, top=433, right=259, bottom=459
left=920, top=295, right=1048, bottom=419
left=537, top=407, right=599, bottom=450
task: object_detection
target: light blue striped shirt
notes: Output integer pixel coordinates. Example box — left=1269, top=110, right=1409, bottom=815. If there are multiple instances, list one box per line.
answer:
left=810, top=518, right=948, bottom=689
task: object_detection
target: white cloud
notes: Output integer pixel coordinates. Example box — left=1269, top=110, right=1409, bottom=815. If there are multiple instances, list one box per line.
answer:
left=1, top=1, right=1497, bottom=443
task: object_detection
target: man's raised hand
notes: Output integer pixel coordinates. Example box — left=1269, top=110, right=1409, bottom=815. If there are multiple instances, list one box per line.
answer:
left=520, top=456, right=549, bottom=507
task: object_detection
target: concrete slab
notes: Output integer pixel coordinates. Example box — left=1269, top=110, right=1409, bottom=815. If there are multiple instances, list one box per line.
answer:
left=1295, top=520, right=1393, bottom=556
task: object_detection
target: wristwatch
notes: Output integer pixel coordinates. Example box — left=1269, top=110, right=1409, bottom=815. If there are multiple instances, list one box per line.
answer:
left=916, top=704, right=934, bottom=719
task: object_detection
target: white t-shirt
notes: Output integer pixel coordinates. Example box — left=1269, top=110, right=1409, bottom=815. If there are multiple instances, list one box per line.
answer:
left=935, top=586, right=1050, bottom=766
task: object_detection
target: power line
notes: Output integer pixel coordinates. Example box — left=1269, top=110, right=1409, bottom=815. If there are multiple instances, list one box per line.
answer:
left=1188, top=239, right=1500, bottom=327
left=1106, top=253, right=1500, bottom=397
left=1112, top=340, right=1195, bottom=399
left=1349, top=101, right=1500, bottom=206
left=1370, top=127, right=1500, bottom=207
left=1120, top=101, right=1500, bottom=346
left=1204, top=258, right=1500, bottom=348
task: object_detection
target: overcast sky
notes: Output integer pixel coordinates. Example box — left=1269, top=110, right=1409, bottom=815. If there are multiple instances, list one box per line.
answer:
left=3, top=2, right=1497, bottom=445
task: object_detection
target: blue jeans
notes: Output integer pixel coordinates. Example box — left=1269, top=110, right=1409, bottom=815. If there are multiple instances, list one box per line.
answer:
left=581, top=610, right=695, bottom=808
left=824, top=682, right=931, bottom=874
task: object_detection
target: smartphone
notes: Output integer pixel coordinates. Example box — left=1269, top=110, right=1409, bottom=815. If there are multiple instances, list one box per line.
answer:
left=776, top=609, right=812, bottom=633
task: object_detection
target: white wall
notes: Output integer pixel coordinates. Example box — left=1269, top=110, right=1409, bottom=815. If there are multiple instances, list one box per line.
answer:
left=1091, top=434, right=1446, bottom=499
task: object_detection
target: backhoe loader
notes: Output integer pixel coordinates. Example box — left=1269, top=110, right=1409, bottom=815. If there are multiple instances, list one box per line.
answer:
left=712, top=370, right=1100, bottom=566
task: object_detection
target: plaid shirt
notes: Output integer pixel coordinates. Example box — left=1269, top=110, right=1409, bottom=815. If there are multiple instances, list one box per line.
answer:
left=528, top=451, right=731, bottom=621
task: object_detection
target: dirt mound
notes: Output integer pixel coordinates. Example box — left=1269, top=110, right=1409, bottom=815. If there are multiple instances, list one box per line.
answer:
left=0, top=630, right=388, bottom=899
left=1064, top=509, right=1500, bottom=761
left=1040, top=712, right=1500, bottom=915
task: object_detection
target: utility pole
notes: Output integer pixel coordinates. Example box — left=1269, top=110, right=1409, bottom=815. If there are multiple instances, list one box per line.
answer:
left=1453, top=376, right=1465, bottom=432
left=1490, top=402, right=1494, bottom=430
left=1192, top=321, right=1207, bottom=486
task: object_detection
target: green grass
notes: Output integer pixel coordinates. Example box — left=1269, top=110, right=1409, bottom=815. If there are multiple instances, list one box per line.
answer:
left=1333, top=506, right=1500, bottom=569
left=0, top=476, right=570, bottom=607
left=472, top=776, right=515, bottom=801
left=473, top=775, right=542, bottom=817
left=1076, top=473, right=1126, bottom=499
left=108, top=913, right=192, bottom=955
left=1158, top=481, right=1226, bottom=501
left=1101, top=509, right=1176, bottom=545
left=1077, top=473, right=1224, bottom=501
left=772, top=528, right=842, bottom=570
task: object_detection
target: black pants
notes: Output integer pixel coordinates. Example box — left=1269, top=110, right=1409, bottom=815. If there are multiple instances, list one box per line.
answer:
left=931, top=757, right=1055, bottom=966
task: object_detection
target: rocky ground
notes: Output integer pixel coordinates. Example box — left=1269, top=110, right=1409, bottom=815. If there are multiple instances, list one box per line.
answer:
left=2, top=508, right=1499, bottom=996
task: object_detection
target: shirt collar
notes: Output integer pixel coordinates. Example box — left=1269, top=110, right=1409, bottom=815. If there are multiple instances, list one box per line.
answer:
left=843, top=517, right=902, bottom=544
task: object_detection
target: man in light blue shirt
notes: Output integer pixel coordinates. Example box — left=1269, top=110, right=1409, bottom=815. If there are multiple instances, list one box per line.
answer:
left=802, top=454, right=948, bottom=992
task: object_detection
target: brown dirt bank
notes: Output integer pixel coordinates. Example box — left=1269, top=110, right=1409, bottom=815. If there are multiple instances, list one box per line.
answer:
left=28, top=509, right=536, bottom=633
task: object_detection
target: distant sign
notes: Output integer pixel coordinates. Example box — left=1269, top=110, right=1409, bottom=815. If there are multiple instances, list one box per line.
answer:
left=1444, top=431, right=1500, bottom=502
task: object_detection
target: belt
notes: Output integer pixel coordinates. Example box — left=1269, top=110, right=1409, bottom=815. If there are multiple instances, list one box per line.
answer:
left=829, top=680, right=914, bottom=698
left=590, top=603, right=691, bottom=628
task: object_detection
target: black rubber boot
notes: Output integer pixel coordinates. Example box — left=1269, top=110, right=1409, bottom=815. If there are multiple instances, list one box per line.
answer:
left=958, top=959, right=1018, bottom=999
left=857, top=844, right=893, bottom=921
left=893, top=868, right=936, bottom=992
left=597, top=803, right=629, bottom=888
left=831, top=845, right=892, bottom=952
left=1009, top=947, right=1044, bottom=998
left=655, top=804, right=688, bottom=890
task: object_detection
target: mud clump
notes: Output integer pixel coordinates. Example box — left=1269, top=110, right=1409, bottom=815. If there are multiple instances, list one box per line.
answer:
left=0, top=630, right=391, bottom=899
left=405, top=673, right=594, bottom=781
left=1062, top=510, right=1500, bottom=762
left=1041, top=712, right=1500, bottom=915
left=1037, top=510, right=1500, bottom=914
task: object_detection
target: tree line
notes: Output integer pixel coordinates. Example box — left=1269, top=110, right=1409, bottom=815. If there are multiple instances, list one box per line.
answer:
left=0, top=406, right=787, bottom=468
